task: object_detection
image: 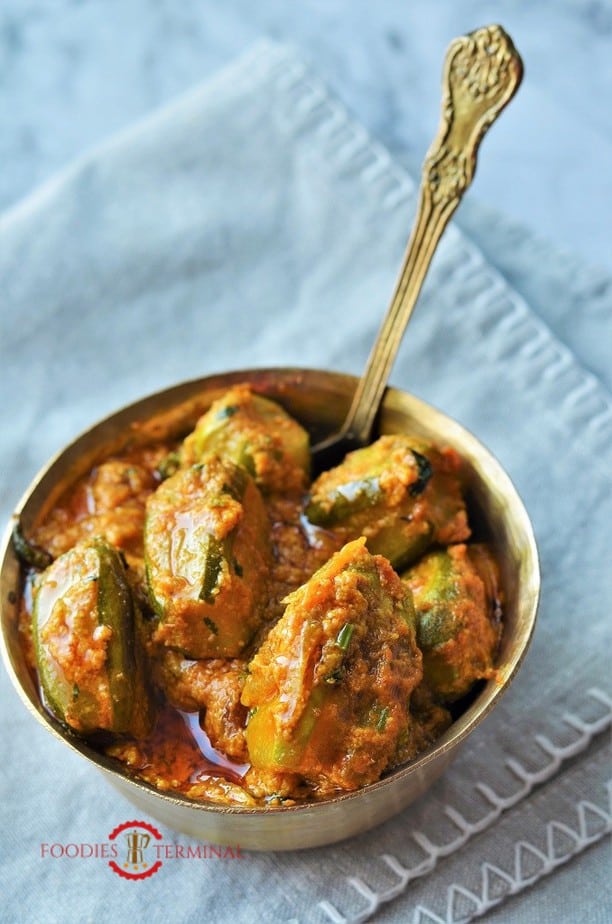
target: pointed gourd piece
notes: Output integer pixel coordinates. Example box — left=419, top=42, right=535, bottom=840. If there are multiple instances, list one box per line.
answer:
left=180, top=384, right=310, bottom=494
left=145, top=456, right=271, bottom=658
left=32, top=536, right=154, bottom=738
left=305, top=434, right=469, bottom=570
left=402, top=543, right=502, bottom=701
left=242, top=538, right=423, bottom=790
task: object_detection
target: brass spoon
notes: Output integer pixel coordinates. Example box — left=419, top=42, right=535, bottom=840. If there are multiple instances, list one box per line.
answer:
left=311, top=24, right=523, bottom=472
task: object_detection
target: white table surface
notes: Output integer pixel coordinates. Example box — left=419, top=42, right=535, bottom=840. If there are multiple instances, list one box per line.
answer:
left=1, top=0, right=610, bottom=275
left=1, top=4, right=610, bottom=924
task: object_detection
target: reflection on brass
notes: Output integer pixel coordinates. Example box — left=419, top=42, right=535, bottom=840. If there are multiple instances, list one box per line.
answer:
left=426, top=25, right=522, bottom=204
left=0, top=369, right=539, bottom=851
left=333, top=25, right=523, bottom=453
left=126, top=831, right=150, bottom=866
left=0, top=26, right=530, bottom=850
left=0, top=25, right=531, bottom=854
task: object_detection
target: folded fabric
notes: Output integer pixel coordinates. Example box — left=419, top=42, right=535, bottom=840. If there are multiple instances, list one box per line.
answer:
left=455, top=197, right=612, bottom=393
left=1, top=41, right=610, bottom=924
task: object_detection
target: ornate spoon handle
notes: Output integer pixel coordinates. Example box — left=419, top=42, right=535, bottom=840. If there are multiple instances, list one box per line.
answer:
left=340, top=25, right=523, bottom=445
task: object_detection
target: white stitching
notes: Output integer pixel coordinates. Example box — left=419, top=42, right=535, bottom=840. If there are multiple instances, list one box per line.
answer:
left=412, top=907, right=447, bottom=924
left=447, top=884, right=483, bottom=921
left=272, top=62, right=418, bottom=208
left=317, top=902, right=346, bottom=924
left=269, top=57, right=612, bottom=464
left=319, top=787, right=611, bottom=924
left=269, top=53, right=612, bottom=923
left=480, top=862, right=515, bottom=903
left=317, top=689, right=611, bottom=924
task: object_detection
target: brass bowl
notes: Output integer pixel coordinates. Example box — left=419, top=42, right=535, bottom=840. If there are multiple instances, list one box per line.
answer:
left=0, top=368, right=539, bottom=850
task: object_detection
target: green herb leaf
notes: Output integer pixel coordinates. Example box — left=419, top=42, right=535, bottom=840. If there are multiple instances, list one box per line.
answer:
left=409, top=450, right=432, bottom=497
left=199, top=537, right=224, bottom=604
left=11, top=521, right=53, bottom=571
left=157, top=451, right=181, bottom=481
left=336, top=623, right=355, bottom=651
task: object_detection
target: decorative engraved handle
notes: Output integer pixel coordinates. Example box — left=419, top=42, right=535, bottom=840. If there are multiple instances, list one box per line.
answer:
left=341, top=25, right=523, bottom=445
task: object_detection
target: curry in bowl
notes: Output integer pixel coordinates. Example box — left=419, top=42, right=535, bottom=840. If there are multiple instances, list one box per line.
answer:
left=14, top=381, right=504, bottom=807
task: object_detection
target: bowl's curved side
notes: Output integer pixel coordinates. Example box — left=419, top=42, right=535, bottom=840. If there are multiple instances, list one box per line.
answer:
left=103, top=747, right=458, bottom=851
left=0, top=367, right=539, bottom=851
left=381, top=388, right=540, bottom=720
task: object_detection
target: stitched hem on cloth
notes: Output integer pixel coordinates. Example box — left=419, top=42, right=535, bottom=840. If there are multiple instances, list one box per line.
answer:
left=315, top=690, right=610, bottom=924
left=263, top=45, right=612, bottom=468
left=255, top=43, right=612, bottom=924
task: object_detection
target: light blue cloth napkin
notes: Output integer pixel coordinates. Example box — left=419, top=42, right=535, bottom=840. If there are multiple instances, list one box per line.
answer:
left=1, top=41, right=610, bottom=924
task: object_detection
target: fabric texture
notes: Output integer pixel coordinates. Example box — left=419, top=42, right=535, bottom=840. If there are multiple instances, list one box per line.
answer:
left=1, top=41, right=610, bottom=924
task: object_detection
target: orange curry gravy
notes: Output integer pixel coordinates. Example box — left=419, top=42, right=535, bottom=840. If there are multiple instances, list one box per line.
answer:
left=20, top=441, right=342, bottom=806
left=19, top=399, right=497, bottom=806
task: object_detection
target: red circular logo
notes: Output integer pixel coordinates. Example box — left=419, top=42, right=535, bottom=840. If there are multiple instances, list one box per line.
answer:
left=108, top=820, right=163, bottom=880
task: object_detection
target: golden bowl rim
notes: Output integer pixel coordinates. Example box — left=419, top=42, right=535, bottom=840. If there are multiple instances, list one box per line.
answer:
left=0, top=365, right=540, bottom=819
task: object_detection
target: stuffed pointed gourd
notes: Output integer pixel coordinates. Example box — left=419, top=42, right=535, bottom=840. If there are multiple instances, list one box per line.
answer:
left=32, top=536, right=153, bottom=737
left=145, top=456, right=271, bottom=658
left=402, top=543, right=502, bottom=702
left=241, top=537, right=423, bottom=791
left=179, top=384, right=310, bottom=494
left=304, top=434, right=470, bottom=570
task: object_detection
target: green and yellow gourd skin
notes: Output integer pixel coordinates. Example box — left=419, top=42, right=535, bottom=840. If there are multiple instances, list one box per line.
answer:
left=145, top=456, right=271, bottom=659
left=179, top=384, right=310, bottom=495
left=241, top=537, right=423, bottom=791
left=402, top=543, right=502, bottom=702
left=304, top=435, right=470, bottom=571
left=15, top=375, right=510, bottom=809
left=32, top=537, right=153, bottom=738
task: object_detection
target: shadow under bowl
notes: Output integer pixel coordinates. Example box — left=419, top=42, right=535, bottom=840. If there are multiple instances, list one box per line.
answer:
left=0, top=368, right=539, bottom=851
